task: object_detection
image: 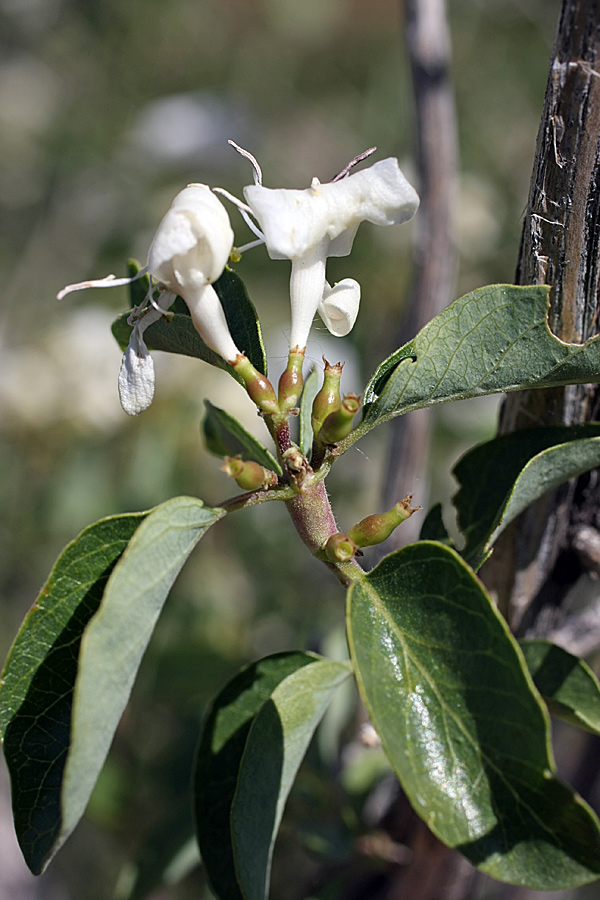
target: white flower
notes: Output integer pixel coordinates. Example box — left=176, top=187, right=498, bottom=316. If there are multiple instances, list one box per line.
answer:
left=244, top=157, right=419, bottom=350
left=58, top=184, right=240, bottom=414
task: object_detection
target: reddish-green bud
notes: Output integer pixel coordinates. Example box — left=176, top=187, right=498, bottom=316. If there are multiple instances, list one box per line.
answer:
left=278, top=347, right=305, bottom=411
left=324, top=532, right=357, bottom=563
left=348, top=495, right=420, bottom=547
left=232, top=354, right=279, bottom=414
left=221, top=456, right=278, bottom=491
left=317, top=393, right=360, bottom=445
left=311, top=359, right=343, bottom=437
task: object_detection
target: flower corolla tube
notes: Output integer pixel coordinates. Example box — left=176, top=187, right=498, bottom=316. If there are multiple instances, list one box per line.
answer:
left=243, top=157, right=419, bottom=352
left=58, top=184, right=240, bottom=415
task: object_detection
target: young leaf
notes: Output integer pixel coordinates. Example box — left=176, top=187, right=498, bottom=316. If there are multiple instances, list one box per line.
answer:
left=361, top=285, right=600, bottom=431
left=0, top=497, right=225, bottom=875
left=202, top=400, right=282, bottom=475
left=452, top=425, right=600, bottom=569
left=112, top=266, right=267, bottom=380
left=194, top=652, right=351, bottom=900
left=0, top=513, right=146, bottom=875
left=299, top=366, right=319, bottom=457
left=520, top=639, right=600, bottom=736
left=347, top=542, right=600, bottom=889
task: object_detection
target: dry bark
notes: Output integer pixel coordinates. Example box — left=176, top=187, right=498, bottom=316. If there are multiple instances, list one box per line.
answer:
left=482, top=0, right=600, bottom=637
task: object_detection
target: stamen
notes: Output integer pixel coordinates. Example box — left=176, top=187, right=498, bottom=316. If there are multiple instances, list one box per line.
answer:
left=331, top=147, right=377, bottom=183
left=235, top=238, right=265, bottom=254
left=214, top=187, right=265, bottom=242
left=57, top=267, right=149, bottom=301
left=228, top=139, right=263, bottom=185
left=213, top=186, right=254, bottom=215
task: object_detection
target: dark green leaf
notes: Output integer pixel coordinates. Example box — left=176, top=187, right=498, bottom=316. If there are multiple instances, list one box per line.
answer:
left=194, top=652, right=351, bottom=900
left=520, top=640, right=600, bottom=736
left=202, top=400, right=282, bottom=475
left=230, top=657, right=351, bottom=900
left=419, top=502, right=452, bottom=544
left=0, top=497, right=224, bottom=874
left=299, top=366, right=319, bottom=457
left=361, top=285, right=600, bottom=430
left=347, top=542, right=600, bottom=889
left=452, top=425, right=600, bottom=569
left=111, top=266, right=266, bottom=381
left=0, top=513, right=146, bottom=874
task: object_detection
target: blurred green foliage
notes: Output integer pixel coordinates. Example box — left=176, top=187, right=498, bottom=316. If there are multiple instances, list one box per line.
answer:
left=0, top=0, right=564, bottom=897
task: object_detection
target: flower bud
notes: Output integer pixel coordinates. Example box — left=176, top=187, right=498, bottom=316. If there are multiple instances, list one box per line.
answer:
left=221, top=457, right=278, bottom=491
left=311, top=359, right=343, bottom=437
left=348, top=496, right=420, bottom=548
left=231, top=355, right=280, bottom=414
left=324, top=532, right=357, bottom=563
left=317, top=393, right=360, bottom=445
left=278, top=347, right=305, bottom=411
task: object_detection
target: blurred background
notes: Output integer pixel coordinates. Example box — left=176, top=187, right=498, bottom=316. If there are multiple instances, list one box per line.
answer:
left=0, top=0, right=573, bottom=898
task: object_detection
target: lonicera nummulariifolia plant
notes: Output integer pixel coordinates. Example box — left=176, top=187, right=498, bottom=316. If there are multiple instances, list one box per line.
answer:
left=3, top=141, right=600, bottom=899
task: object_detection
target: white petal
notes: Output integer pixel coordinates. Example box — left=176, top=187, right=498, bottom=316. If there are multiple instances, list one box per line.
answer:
left=147, top=184, right=233, bottom=293
left=318, top=279, right=361, bottom=337
left=288, top=242, right=327, bottom=351
left=118, top=330, right=156, bottom=416
left=184, top=283, right=241, bottom=362
left=244, top=158, right=419, bottom=261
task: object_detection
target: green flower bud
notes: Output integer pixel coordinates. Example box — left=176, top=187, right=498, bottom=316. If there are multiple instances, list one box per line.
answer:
left=221, top=457, right=278, bottom=491
left=324, top=532, right=357, bottom=563
left=278, top=348, right=305, bottom=411
left=232, top=354, right=279, bottom=414
left=317, top=393, right=360, bottom=445
left=311, top=359, right=343, bottom=437
left=348, top=496, right=420, bottom=547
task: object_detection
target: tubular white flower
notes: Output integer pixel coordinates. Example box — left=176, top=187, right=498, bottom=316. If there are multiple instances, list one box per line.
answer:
left=59, top=183, right=241, bottom=414
left=244, top=157, right=419, bottom=350
left=147, top=184, right=241, bottom=362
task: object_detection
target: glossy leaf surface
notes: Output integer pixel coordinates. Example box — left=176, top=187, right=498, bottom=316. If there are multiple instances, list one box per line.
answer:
left=202, top=400, right=281, bottom=475
left=360, top=285, right=600, bottom=431
left=520, top=640, right=600, bottom=736
left=347, top=542, right=600, bottom=889
left=194, top=652, right=351, bottom=900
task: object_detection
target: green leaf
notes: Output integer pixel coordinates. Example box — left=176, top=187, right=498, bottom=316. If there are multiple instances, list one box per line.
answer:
left=194, top=652, right=351, bottom=900
left=347, top=542, right=600, bottom=889
left=112, top=266, right=266, bottom=380
left=520, top=639, right=600, bottom=736
left=299, top=366, right=319, bottom=457
left=361, top=285, right=600, bottom=430
left=452, top=425, right=600, bottom=569
left=0, top=497, right=224, bottom=874
left=202, top=400, right=282, bottom=475
left=0, top=513, right=145, bottom=874
left=419, top=502, right=452, bottom=544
